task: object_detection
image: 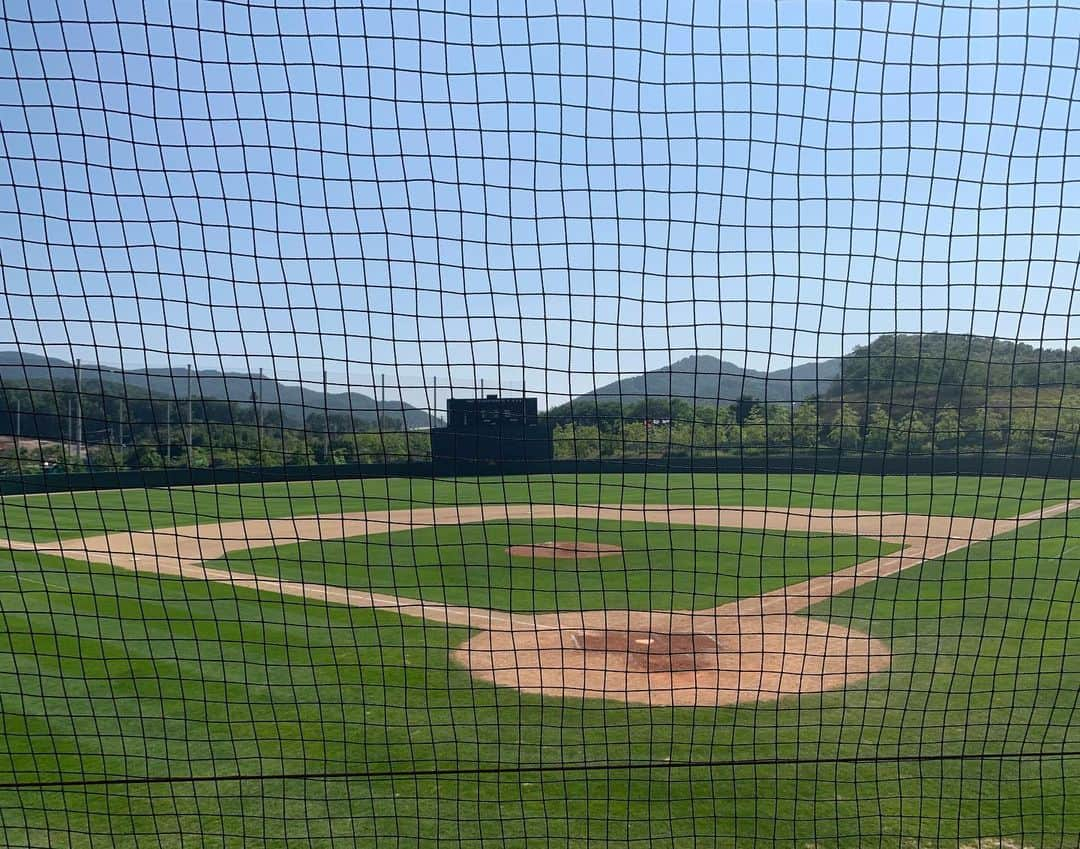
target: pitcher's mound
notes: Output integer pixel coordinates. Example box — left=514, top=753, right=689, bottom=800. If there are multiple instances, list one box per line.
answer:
left=454, top=609, right=891, bottom=707
left=506, top=541, right=622, bottom=559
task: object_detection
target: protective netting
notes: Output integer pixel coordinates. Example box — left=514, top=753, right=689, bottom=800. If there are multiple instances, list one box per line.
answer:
left=1, top=1, right=1079, bottom=847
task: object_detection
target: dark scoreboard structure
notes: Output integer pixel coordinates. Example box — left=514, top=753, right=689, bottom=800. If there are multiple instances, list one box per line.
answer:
left=431, top=395, right=553, bottom=463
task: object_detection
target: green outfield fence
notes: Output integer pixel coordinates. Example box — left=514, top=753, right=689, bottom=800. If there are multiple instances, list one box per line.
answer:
left=4, top=453, right=1080, bottom=496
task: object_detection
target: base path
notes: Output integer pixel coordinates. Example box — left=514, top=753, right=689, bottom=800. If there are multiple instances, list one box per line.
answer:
left=4, top=499, right=1077, bottom=707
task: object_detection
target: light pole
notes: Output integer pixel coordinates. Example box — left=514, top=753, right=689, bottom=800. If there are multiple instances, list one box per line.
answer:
left=186, top=363, right=193, bottom=467
left=323, top=368, right=330, bottom=464
left=74, top=359, right=84, bottom=465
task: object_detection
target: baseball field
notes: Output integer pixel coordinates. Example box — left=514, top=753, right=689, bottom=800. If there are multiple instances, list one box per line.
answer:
left=0, top=473, right=1078, bottom=848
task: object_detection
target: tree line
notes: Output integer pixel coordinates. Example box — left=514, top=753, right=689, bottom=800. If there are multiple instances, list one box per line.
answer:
left=0, top=381, right=430, bottom=473
left=549, top=394, right=1080, bottom=459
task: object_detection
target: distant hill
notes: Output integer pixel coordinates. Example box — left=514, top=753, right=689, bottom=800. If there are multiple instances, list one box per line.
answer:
left=818, top=332, right=1080, bottom=414
left=573, top=354, right=842, bottom=406
left=552, top=332, right=1080, bottom=421
left=0, top=352, right=438, bottom=429
left=0, top=351, right=76, bottom=382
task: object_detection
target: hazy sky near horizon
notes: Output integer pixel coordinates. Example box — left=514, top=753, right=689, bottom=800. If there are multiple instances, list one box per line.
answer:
left=2, top=0, right=1080, bottom=406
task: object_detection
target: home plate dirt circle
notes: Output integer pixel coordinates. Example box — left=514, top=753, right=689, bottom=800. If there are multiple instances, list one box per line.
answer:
left=453, top=609, right=892, bottom=707
left=505, top=540, right=623, bottom=559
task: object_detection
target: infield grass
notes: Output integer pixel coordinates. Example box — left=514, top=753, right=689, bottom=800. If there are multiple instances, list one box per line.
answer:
left=212, top=519, right=895, bottom=612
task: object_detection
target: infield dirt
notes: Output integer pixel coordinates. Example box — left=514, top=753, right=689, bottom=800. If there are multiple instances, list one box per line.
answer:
left=5, top=500, right=1076, bottom=706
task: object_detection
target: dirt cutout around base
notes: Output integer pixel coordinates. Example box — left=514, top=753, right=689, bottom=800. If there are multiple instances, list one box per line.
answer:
left=506, top=540, right=623, bottom=560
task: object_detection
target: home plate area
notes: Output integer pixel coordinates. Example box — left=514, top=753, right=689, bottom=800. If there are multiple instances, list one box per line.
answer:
left=566, top=628, right=728, bottom=673
left=452, top=608, right=895, bottom=708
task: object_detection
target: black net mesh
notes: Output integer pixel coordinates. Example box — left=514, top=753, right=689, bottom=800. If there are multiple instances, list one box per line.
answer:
left=1, top=2, right=1079, bottom=848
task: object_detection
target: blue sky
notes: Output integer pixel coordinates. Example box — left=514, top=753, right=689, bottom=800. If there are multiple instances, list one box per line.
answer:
left=2, top=0, right=1080, bottom=408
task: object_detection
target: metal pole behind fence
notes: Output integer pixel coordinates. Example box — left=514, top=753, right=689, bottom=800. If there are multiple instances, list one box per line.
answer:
left=186, top=364, right=193, bottom=467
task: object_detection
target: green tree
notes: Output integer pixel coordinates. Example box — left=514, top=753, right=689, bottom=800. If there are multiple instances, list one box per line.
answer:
left=738, top=408, right=768, bottom=454
left=890, top=411, right=932, bottom=454
left=932, top=408, right=963, bottom=452
left=827, top=404, right=862, bottom=451
left=791, top=402, right=820, bottom=450
left=126, top=444, right=164, bottom=469
left=765, top=405, right=793, bottom=450
left=554, top=423, right=600, bottom=459
left=863, top=406, right=893, bottom=452
left=734, top=395, right=759, bottom=426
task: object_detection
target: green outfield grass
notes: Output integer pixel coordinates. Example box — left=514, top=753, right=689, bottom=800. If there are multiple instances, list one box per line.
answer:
left=0, top=472, right=1077, bottom=543
left=212, top=518, right=894, bottom=612
left=0, top=474, right=1077, bottom=848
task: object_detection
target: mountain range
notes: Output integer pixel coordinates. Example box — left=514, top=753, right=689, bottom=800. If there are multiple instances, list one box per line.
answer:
left=0, top=352, right=439, bottom=429
left=7, top=332, right=1076, bottom=429
left=576, top=354, right=843, bottom=406
left=0, top=350, right=843, bottom=425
